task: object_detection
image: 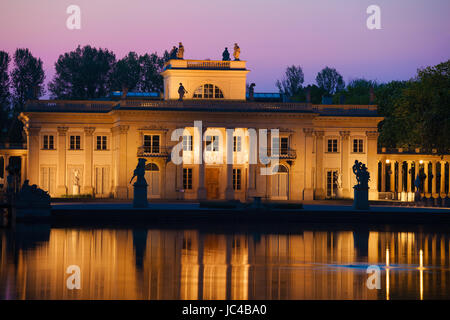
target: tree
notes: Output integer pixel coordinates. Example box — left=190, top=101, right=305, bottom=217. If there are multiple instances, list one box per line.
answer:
left=137, top=51, right=169, bottom=93
left=315, top=66, right=345, bottom=96
left=109, top=52, right=141, bottom=92
left=388, top=60, right=450, bottom=154
left=276, top=65, right=304, bottom=98
left=333, top=78, right=378, bottom=104
left=48, top=45, right=116, bottom=99
left=11, top=48, right=45, bottom=112
left=0, top=51, right=11, bottom=141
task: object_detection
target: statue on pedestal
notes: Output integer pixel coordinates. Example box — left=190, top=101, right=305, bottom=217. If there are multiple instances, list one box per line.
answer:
left=233, top=43, right=240, bottom=60
left=15, top=180, right=51, bottom=217
left=352, top=160, right=370, bottom=210
left=177, top=42, right=184, bottom=59
left=169, top=46, right=178, bottom=59
left=130, top=158, right=148, bottom=208
left=72, top=169, right=80, bottom=195
left=248, top=83, right=255, bottom=101
left=222, top=47, right=230, bottom=61
left=178, top=83, right=187, bottom=101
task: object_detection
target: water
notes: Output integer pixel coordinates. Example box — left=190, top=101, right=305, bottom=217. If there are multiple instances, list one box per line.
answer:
left=1, top=224, right=449, bottom=300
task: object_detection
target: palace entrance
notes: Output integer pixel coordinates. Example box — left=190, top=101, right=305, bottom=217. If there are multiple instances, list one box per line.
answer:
left=205, top=167, right=220, bottom=199
left=145, top=163, right=160, bottom=199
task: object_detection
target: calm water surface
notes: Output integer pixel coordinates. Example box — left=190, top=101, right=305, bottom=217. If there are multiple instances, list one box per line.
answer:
left=1, top=224, right=449, bottom=300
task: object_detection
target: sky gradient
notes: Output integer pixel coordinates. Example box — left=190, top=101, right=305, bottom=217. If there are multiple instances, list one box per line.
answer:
left=1, top=0, right=449, bottom=95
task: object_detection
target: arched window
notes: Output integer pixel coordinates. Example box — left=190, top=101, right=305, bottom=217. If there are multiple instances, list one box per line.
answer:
left=272, top=164, right=288, bottom=174
left=193, top=84, right=224, bottom=99
left=145, top=163, right=159, bottom=171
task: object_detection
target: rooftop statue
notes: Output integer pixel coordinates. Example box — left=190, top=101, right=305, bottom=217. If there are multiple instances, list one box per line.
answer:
left=178, top=83, right=187, bottom=101
left=352, top=160, right=370, bottom=190
left=177, top=42, right=184, bottom=59
left=233, top=43, right=240, bottom=61
left=248, top=83, right=255, bottom=101
left=169, top=46, right=178, bottom=59
left=222, top=47, right=231, bottom=61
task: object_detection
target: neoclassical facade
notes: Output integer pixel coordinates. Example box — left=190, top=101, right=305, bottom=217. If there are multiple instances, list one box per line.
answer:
left=0, top=58, right=449, bottom=201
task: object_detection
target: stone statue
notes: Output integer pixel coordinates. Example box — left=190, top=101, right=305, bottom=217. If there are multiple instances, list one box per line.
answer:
left=177, top=42, right=184, bottom=59
left=178, top=83, right=187, bottom=101
left=336, top=172, right=343, bottom=189
left=352, top=160, right=370, bottom=190
left=130, top=158, right=148, bottom=208
left=15, top=180, right=51, bottom=217
left=169, top=46, right=178, bottom=59
left=73, top=170, right=80, bottom=186
left=414, top=174, right=421, bottom=192
left=130, top=158, right=147, bottom=186
left=222, top=47, right=230, bottom=61
left=352, top=160, right=370, bottom=210
left=233, top=43, right=240, bottom=60
left=248, top=83, right=255, bottom=101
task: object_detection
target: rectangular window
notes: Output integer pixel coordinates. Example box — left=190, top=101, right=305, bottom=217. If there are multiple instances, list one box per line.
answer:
left=327, top=170, right=339, bottom=198
left=327, top=139, right=338, bottom=153
left=206, top=135, right=219, bottom=151
left=280, top=137, right=289, bottom=154
left=233, top=168, right=241, bottom=190
left=43, top=135, right=54, bottom=150
left=144, top=135, right=160, bottom=153
left=96, top=136, right=107, bottom=150
left=69, top=135, right=81, bottom=150
left=353, top=139, right=364, bottom=153
left=183, top=168, right=192, bottom=190
left=183, top=135, right=193, bottom=151
left=233, top=136, right=241, bottom=152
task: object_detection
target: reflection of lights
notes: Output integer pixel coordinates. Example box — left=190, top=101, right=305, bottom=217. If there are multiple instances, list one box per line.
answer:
left=419, top=249, right=424, bottom=300
left=386, top=248, right=390, bottom=301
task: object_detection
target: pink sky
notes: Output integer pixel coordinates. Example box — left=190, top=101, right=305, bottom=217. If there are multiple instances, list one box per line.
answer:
left=1, top=0, right=449, bottom=94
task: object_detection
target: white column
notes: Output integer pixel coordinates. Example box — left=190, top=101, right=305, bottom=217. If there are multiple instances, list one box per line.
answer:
left=366, top=131, right=379, bottom=200
left=431, top=160, right=437, bottom=197
left=303, top=128, right=314, bottom=200
left=83, top=127, right=95, bottom=195
left=407, top=161, right=412, bottom=193
left=424, top=161, right=429, bottom=195
left=340, top=131, right=350, bottom=197
left=314, top=130, right=325, bottom=199
left=56, top=126, right=67, bottom=195
left=440, top=161, right=446, bottom=196
left=398, top=161, right=403, bottom=193
left=225, top=128, right=234, bottom=200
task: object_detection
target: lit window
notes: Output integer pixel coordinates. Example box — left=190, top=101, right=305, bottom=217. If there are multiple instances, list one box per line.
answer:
left=183, top=168, right=192, bottom=189
left=353, top=139, right=364, bottom=153
left=183, top=135, right=193, bottom=151
left=327, top=139, right=338, bottom=153
left=206, top=135, right=219, bottom=151
left=233, top=136, right=241, bottom=152
left=144, top=135, right=160, bottom=153
left=192, top=84, right=224, bottom=99
left=233, top=168, right=241, bottom=190
left=43, top=135, right=54, bottom=150
left=69, top=135, right=81, bottom=150
left=96, top=136, right=107, bottom=150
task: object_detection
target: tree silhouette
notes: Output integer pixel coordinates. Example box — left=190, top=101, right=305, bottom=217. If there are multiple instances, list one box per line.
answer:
left=316, top=66, right=345, bottom=96
left=0, top=51, right=11, bottom=141
left=276, top=65, right=304, bottom=98
left=11, top=48, right=45, bottom=112
left=48, top=45, right=116, bottom=99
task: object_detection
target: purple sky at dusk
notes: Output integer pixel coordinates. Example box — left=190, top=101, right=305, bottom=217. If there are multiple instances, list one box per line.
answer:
left=1, top=0, right=449, bottom=95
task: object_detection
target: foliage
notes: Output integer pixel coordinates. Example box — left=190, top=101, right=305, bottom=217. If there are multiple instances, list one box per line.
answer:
left=0, top=51, right=10, bottom=140
left=276, top=65, right=304, bottom=98
left=109, top=52, right=141, bottom=92
left=11, top=48, right=45, bottom=112
left=315, top=66, right=345, bottom=96
left=48, top=45, right=116, bottom=99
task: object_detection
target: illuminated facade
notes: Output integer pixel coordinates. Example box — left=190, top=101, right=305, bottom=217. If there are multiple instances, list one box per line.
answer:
left=0, top=58, right=449, bottom=201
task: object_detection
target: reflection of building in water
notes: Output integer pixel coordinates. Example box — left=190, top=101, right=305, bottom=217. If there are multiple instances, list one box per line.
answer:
left=1, top=229, right=449, bottom=299
left=0, top=229, right=139, bottom=299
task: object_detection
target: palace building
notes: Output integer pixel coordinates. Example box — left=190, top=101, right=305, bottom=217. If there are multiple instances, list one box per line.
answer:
left=0, top=57, right=449, bottom=201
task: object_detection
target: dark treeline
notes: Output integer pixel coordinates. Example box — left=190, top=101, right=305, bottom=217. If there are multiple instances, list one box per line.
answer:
left=276, top=61, right=450, bottom=154
left=0, top=45, right=449, bottom=154
left=0, top=45, right=170, bottom=143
